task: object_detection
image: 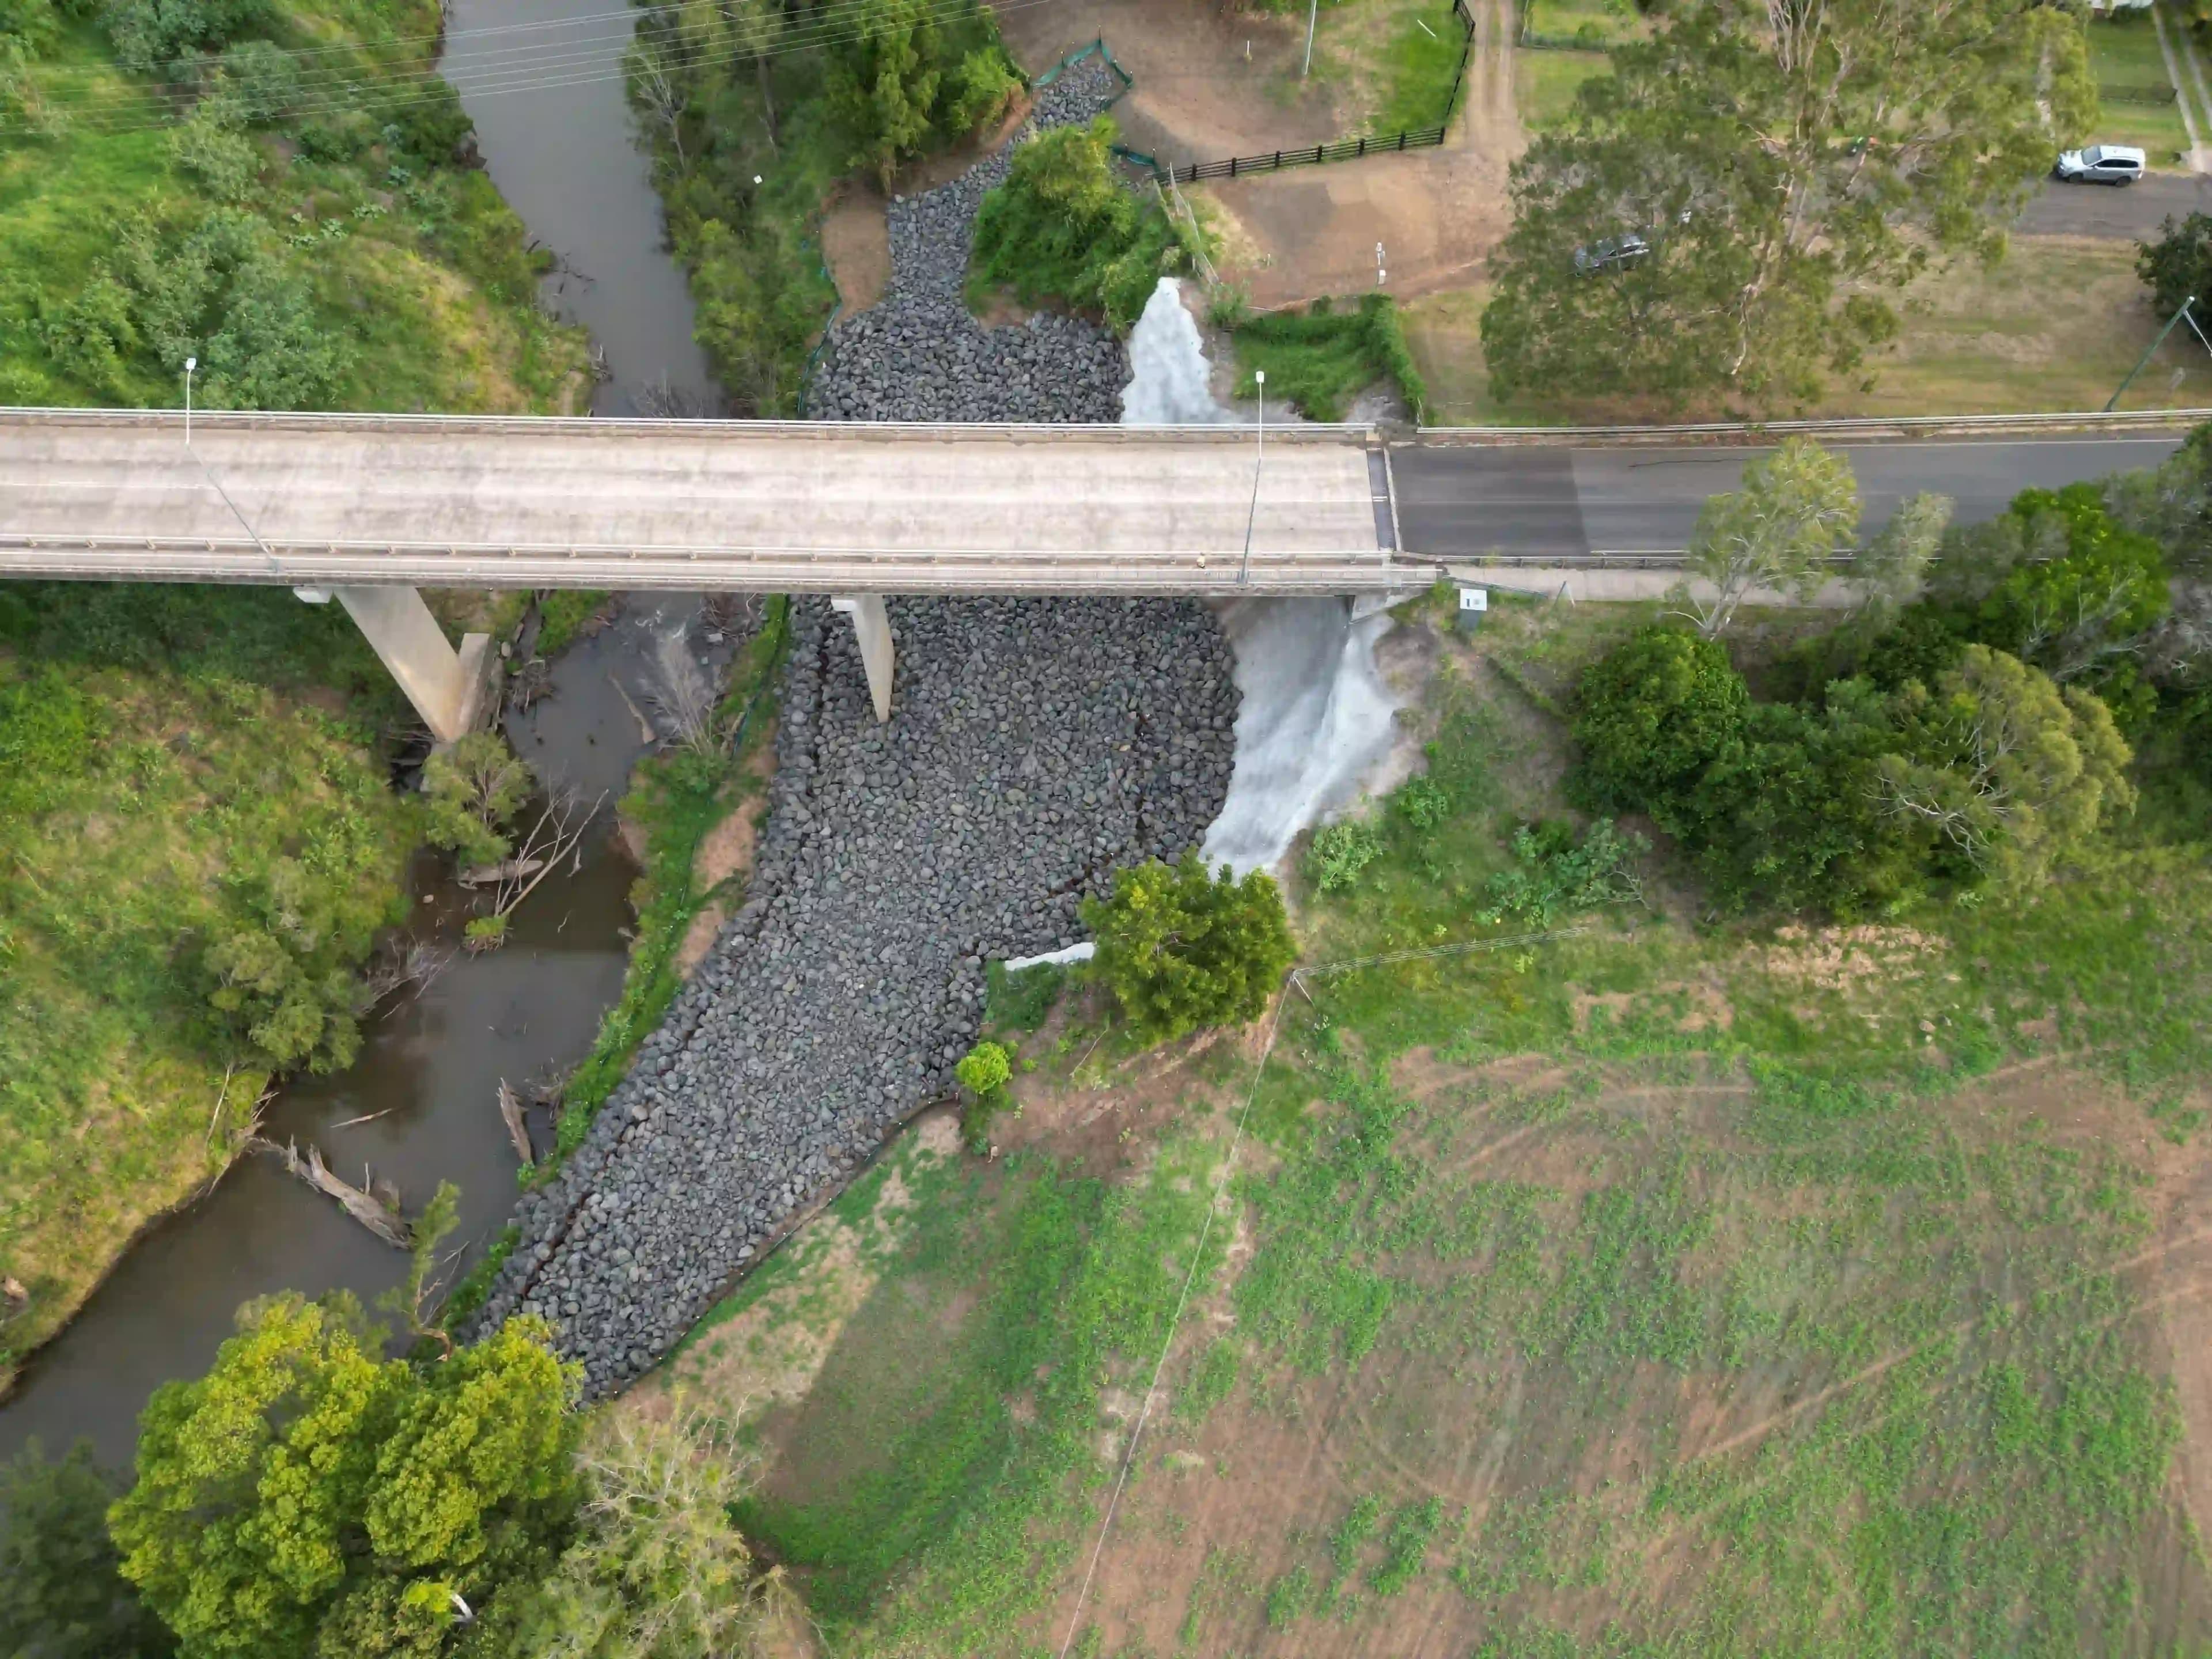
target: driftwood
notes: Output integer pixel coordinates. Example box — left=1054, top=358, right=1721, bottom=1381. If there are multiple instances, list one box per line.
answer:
left=256, top=1138, right=411, bottom=1248
left=457, top=855, right=547, bottom=888
left=497, top=1079, right=535, bottom=1168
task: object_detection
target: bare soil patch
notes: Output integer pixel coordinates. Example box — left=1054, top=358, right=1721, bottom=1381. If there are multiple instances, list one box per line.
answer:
left=992, top=0, right=1343, bottom=163
left=676, top=725, right=777, bottom=976
left=1198, top=0, right=1522, bottom=306
left=819, top=190, right=892, bottom=315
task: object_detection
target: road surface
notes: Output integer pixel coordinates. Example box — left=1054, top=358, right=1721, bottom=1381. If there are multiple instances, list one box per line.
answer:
left=0, top=411, right=1394, bottom=593
left=2018, top=173, right=2212, bottom=240
left=1391, top=435, right=2191, bottom=559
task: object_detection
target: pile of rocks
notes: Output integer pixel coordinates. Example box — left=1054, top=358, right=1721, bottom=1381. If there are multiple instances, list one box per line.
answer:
left=807, top=59, right=1130, bottom=422
left=472, top=597, right=1237, bottom=1391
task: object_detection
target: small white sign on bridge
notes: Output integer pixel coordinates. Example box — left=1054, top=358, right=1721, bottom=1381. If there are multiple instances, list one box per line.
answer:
left=1456, top=584, right=1488, bottom=630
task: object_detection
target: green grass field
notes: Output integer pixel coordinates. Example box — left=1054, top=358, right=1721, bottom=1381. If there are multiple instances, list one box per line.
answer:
left=632, top=592, right=2212, bottom=1656
left=1514, top=46, right=1611, bottom=129
left=2086, top=12, right=2194, bottom=168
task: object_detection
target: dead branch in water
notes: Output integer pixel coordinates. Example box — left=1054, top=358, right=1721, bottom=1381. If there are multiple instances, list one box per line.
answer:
left=362, top=939, right=455, bottom=1006
left=498, top=1079, right=535, bottom=1168
left=255, top=1138, right=411, bottom=1248
left=457, top=855, right=547, bottom=888
left=490, top=789, right=606, bottom=922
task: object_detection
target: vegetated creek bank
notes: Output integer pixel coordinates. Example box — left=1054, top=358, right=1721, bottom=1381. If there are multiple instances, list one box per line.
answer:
left=440, top=0, right=717, bottom=414
left=0, top=598, right=732, bottom=1467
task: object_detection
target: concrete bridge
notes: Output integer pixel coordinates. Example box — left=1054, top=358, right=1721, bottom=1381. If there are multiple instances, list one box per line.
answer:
left=7, top=404, right=2200, bottom=739
left=0, top=408, right=1400, bottom=737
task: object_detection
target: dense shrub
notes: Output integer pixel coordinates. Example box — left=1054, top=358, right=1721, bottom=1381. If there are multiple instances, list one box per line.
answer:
left=1568, top=626, right=1748, bottom=832
left=2136, top=211, right=2212, bottom=320
left=1230, top=293, right=1429, bottom=422
left=1082, top=851, right=1296, bottom=1042
left=955, top=1039, right=1013, bottom=1150
left=103, top=0, right=272, bottom=74
left=0, top=668, right=105, bottom=813
left=1306, top=816, right=1384, bottom=892
left=41, top=210, right=352, bottom=408
left=969, top=116, right=1185, bottom=329
left=423, top=730, right=535, bottom=868
left=1480, top=819, right=1646, bottom=927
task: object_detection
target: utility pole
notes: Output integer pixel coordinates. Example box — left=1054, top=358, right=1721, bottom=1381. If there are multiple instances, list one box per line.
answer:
left=183, top=355, right=195, bottom=446
left=1240, top=370, right=1265, bottom=585
left=1303, top=0, right=1317, bottom=76
left=2107, top=295, right=2195, bottom=412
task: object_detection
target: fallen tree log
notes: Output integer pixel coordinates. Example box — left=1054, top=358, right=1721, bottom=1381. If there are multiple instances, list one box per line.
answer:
left=255, top=1138, right=411, bottom=1248
left=498, top=1079, right=534, bottom=1167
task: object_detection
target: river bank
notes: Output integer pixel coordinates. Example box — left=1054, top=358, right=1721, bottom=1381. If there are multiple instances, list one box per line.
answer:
left=0, top=596, right=742, bottom=1464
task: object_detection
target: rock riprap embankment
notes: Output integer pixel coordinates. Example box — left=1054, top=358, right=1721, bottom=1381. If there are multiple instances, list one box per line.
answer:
left=474, top=598, right=1236, bottom=1390
left=807, top=59, right=1128, bottom=421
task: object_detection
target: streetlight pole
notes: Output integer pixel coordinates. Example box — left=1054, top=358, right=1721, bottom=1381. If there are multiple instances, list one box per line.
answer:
left=1302, top=0, right=1318, bottom=76
left=180, top=357, right=281, bottom=574
left=1239, top=370, right=1265, bottom=586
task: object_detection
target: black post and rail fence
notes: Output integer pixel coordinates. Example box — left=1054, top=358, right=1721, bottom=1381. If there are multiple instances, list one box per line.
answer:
left=1128, top=0, right=1478, bottom=187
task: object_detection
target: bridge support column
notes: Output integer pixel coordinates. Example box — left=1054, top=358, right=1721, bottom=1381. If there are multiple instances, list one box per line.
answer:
left=298, top=585, right=498, bottom=744
left=830, top=593, right=894, bottom=723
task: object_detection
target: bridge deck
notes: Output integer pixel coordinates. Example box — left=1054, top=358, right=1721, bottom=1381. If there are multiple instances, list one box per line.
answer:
left=0, top=411, right=1402, bottom=594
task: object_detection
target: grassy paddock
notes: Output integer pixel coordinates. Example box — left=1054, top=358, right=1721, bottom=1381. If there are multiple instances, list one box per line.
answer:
left=1404, top=237, right=2212, bottom=423
left=639, top=592, right=2212, bottom=1654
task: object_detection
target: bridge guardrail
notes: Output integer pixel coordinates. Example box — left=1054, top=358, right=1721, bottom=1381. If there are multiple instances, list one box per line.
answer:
left=1411, top=407, right=2212, bottom=445
left=0, top=407, right=1380, bottom=445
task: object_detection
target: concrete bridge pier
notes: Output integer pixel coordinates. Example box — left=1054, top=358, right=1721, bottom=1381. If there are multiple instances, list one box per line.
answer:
left=831, top=593, right=894, bottom=723
left=294, top=585, right=498, bottom=744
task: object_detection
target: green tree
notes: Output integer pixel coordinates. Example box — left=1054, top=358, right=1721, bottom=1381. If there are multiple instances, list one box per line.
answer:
left=1675, top=438, right=1860, bottom=636
left=1569, top=626, right=1748, bottom=833
left=1482, top=0, right=2093, bottom=407
left=109, top=1295, right=581, bottom=1659
left=1082, top=851, right=1296, bottom=1043
left=469, top=1410, right=779, bottom=1659
left=167, top=92, right=260, bottom=202
left=970, top=116, right=1182, bottom=328
left=1875, top=645, right=2135, bottom=891
left=954, top=1039, right=1013, bottom=1151
left=2135, top=212, right=2212, bottom=321
left=2107, top=419, right=2212, bottom=577
left=0, top=1440, right=173, bottom=1659
left=826, top=0, right=944, bottom=187
left=423, top=731, right=535, bottom=869
left=1846, top=491, right=1950, bottom=630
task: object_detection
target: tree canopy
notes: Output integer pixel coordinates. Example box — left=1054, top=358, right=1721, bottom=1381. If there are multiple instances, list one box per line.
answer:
left=109, top=1296, right=580, bottom=1659
left=1482, top=0, right=2094, bottom=407
left=1082, top=851, right=1296, bottom=1042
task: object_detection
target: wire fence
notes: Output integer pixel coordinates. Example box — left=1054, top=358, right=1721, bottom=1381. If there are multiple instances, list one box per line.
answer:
left=1140, top=0, right=1476, bottom=185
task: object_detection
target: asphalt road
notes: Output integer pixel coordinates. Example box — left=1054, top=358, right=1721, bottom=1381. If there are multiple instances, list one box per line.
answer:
left=2018, top=173, right=2212, bottom=240
left=1391, top=435, right=2190, bottom=559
